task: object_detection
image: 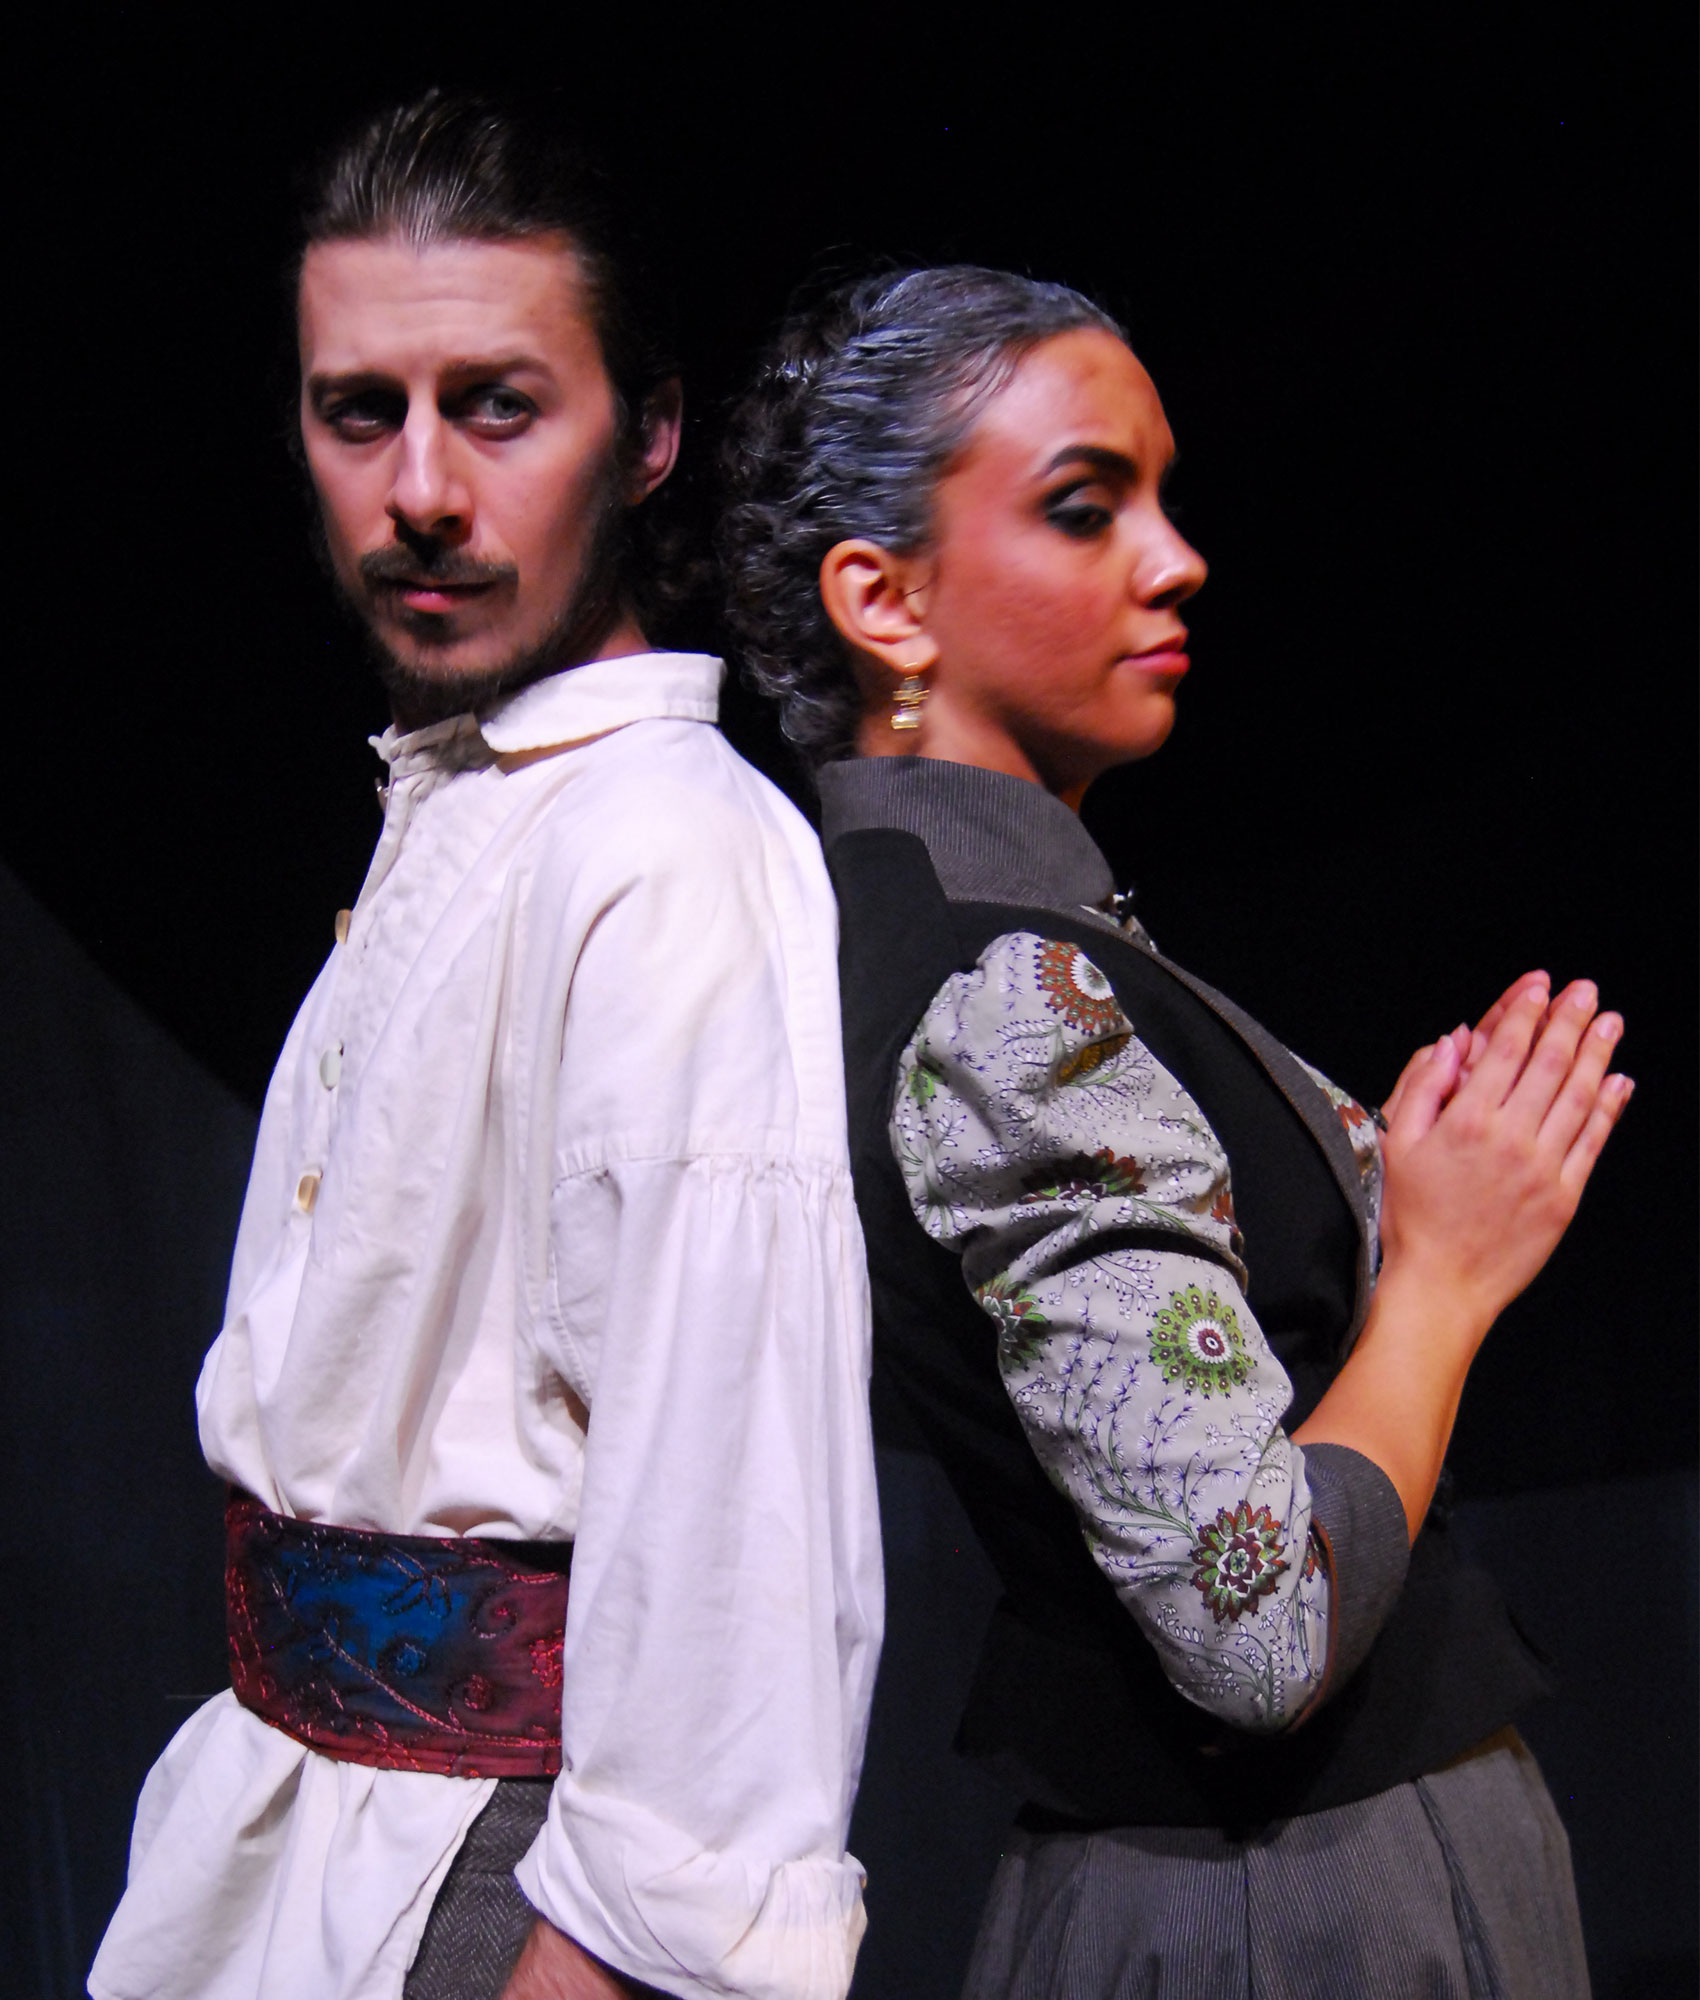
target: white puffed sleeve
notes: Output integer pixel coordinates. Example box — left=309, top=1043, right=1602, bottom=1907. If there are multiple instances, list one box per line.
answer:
left=511, top=744, right=883, bottom=2000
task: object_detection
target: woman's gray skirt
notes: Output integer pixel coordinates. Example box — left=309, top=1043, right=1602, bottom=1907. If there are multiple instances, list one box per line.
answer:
left=961, top=1730, right=1588, bottom=2000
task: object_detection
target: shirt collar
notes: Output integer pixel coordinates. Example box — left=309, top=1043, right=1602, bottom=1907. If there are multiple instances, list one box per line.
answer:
left=816, top=755, right=1121, bottom=918
left=480, top=651, right=723, bottom=754
left=370, top=652, right=724, bottom=775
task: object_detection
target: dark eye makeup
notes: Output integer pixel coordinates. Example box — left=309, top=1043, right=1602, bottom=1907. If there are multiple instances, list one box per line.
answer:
left=321, top=388, right=406, bottom=442
left=313, top=380, right=538, bottom=443
left=1039, top=453, right=1184, bottom=539
left=1042, top=481, right=1116, bottom=539
left=453, top=384, right=538, bottom=437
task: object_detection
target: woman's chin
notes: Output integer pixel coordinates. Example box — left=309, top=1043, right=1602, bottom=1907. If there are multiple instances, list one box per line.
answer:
left=1098, top=701, right=1179, bottom=771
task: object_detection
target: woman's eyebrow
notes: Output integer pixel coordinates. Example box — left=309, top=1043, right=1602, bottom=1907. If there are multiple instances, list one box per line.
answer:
left=1040, top=444, right=1138, bottom=481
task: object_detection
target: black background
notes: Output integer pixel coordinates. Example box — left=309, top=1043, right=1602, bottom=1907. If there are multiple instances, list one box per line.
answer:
left=10, top=12, right=1691, bottom=1490
left=3, top=17, right=1694, bottom=1994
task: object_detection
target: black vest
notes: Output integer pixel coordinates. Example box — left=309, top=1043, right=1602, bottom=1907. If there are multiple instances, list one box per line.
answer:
left=830, top=826, right=1549, bottom=1827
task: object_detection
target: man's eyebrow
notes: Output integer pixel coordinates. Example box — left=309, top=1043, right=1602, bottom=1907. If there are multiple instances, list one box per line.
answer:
left=305, top=368, right=393, bottom=401
left=305, top=355, right=552, bottom=397
left=436, top=353, right=553, bottom=381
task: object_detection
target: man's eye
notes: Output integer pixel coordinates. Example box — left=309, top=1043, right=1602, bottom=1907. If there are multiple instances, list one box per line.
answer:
left=459, top=387, right=536, bottom=437
left=325, top=392, right=403, bottom=441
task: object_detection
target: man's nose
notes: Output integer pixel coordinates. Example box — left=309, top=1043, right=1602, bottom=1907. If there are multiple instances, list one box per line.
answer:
left=387, top=409, right=471, bottom=543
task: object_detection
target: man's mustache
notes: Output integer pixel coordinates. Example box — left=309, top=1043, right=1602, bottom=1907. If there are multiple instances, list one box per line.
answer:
left=358, top=547, right=519, bottom=592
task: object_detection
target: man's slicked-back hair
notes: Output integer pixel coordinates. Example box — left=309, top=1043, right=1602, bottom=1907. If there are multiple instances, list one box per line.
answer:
left=299, top=89, right=695, bottom=630
left=300, top=89, right=676, bottom=447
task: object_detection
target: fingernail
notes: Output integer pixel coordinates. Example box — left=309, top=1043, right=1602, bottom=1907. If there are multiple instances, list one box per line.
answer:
left=1430, top=1040, right=1453, bottom=1066
left=1615, top=1075, right=1636, bottom=1104
left=1571, top=980, right=1598, bottom=1010
left=1594, top=1013, right=1622, bottom=1042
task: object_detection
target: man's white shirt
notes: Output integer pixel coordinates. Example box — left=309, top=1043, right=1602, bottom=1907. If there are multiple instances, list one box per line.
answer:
left=89, top=653, right=884, bottom=2000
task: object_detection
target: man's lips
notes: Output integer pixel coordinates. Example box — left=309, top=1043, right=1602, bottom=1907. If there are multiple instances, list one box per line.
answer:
left=357, top=550, right=517, bottom=616
left=365, top=575, right=504, bottom=618
left=390, top=579, right=497, bottom=614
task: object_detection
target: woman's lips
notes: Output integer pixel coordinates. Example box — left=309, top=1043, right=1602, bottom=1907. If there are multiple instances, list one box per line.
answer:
left=1123, top=647, right=1190, bottom=681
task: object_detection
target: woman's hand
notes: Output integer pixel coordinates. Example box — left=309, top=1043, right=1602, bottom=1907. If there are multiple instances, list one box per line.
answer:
left=1460, top=970, right=1552, bottom=1079
left=1296, top=971, right=1631, bottom=1539
left=1377, top=975, right=1630, bottom=1335
left=1378, top=969, right=1551, bottom=1126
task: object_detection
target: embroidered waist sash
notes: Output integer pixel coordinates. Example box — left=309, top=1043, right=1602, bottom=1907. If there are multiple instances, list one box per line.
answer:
left=225, top=1489, right=571, bottom=1779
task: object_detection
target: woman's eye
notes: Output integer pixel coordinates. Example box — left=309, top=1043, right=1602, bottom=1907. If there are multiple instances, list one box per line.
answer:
left=1046, top=497, right=1114, bottom=540
left=326, top=392, right=403, bottom=442
left=459, top=387, right=536, bottom=437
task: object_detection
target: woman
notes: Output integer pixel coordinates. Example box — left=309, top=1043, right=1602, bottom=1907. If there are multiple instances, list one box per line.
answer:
left=721, top=268, right=1629, bottom=1999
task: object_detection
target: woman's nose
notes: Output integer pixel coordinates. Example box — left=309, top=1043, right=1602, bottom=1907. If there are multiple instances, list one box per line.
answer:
left=1141, top=521, right=1208, bottom=609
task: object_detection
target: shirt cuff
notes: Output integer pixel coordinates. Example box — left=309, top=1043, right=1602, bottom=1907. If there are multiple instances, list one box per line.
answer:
left=1304, top=1441, right=1411, bottom=1696
left=515, top=1783, right=867, bottom=2000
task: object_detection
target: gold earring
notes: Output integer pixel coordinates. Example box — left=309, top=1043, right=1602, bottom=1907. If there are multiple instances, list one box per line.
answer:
left=891, top=671, right=929, bottom=732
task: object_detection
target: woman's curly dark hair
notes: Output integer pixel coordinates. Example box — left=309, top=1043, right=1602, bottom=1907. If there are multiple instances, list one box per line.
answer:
left=720, top=266, right=1125, bottom=766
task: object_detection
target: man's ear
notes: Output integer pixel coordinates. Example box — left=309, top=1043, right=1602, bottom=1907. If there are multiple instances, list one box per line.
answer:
left=630, top=378, right=682, bottom=502
left=819, top=539, right=938, bottom=681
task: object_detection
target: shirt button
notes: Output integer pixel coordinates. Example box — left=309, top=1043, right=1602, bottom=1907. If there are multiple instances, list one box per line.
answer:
left=294, top=1170, right=322, bottom=1214
left=319, top=1044, right=343, bottom=1089
left=334, top=909, right=352, bottom=946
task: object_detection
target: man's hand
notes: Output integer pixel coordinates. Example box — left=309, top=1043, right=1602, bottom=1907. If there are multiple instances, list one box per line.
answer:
left=498, top=1919, right=668, bottom=1999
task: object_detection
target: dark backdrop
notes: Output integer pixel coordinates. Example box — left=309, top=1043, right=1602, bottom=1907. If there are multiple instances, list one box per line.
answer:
left=3, top=12, right=1693, bottom=1998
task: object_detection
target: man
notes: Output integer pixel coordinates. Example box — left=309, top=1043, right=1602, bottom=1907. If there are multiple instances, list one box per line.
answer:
left=90, top=91, right=881, bottom=2000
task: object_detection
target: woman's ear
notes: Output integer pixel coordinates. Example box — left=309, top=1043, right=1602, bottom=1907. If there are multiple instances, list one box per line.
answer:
left=819, top=539, right=938, bottom=679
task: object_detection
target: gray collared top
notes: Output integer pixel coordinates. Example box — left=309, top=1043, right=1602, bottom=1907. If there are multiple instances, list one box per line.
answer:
left=816, top=755, right=1368, bottom=1314
left=816, top=754, right=1127, bottom=925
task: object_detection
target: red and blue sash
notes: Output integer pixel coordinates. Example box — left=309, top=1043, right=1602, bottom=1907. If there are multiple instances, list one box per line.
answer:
left=226, top=1490, right=570, bottom=1778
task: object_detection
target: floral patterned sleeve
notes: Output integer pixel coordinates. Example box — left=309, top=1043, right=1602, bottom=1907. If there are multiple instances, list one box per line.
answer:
left=890, top=931, right=1336, bottom=1734
left=1295, top=1055, right=1386, bottom=1277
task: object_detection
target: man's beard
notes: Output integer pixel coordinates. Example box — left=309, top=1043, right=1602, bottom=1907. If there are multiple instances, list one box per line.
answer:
left=348, top=480, right=629, bottom=730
